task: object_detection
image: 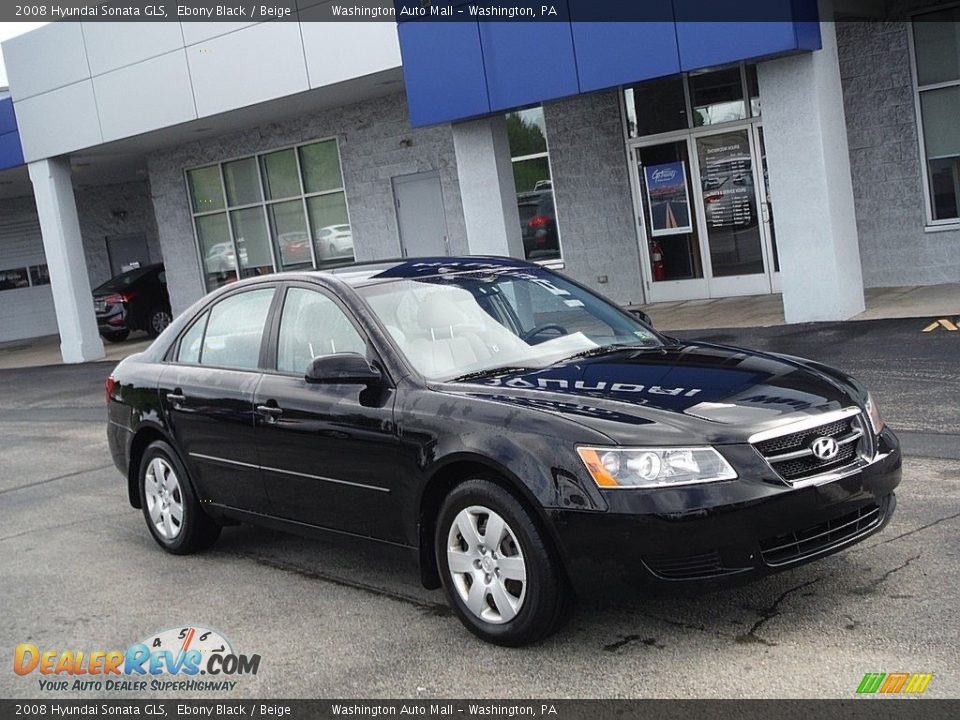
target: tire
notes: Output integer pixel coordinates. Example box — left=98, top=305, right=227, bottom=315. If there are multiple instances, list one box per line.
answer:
left=146, top=307, right=173, bottom=338
left=138, top=440, right=221, bottom=555
left=101, top=330, right=130, bottom=343
left=436, top=478, right=571, bottom=646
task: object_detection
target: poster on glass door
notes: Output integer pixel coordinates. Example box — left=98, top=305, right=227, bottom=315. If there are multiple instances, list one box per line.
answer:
left=644, top=161, right=693, bottom=236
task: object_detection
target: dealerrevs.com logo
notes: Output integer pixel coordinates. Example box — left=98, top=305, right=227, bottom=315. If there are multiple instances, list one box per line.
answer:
left=13, top=626, right=261, bottom=693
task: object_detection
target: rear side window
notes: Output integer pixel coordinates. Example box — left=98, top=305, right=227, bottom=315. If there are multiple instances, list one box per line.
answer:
left=198, top=288, right=275, bottom=370
left=177, top=312, right=208, bottom=364
left=277, top=288, right=366, bottom=374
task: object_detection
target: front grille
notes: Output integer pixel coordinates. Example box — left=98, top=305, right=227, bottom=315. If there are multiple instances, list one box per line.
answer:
left=773, top=441, right=858, bottom=480
left=760, top=503, right=882, bottom=566
left=643, top=549, right=726, bottom=580
left=755, top=418, right=850, bottom=456
left=753, top=412, right=866, bottom=483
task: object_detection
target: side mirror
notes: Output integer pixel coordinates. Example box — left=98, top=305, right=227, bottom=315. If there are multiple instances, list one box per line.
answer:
left=630, top=309, right=653, bottom=326
left=305, top=353, right=381, bottom=386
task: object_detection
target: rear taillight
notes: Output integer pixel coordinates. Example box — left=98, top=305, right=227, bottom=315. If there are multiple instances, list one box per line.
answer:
left=704, top=193, right=723, bottom=204
left=103, top=292, right=135, bottom=305
left=105, top=376, right=117, bottom=404
left=527, top=215, right=551, bottom=229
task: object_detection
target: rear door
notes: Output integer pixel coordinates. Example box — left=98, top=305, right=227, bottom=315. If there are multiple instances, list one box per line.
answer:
left=159, top=286, right=276, bottom=511
left=253, top=283, right=403, bottom=542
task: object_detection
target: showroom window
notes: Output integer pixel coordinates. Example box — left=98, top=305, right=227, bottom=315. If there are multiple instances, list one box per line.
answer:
left=506, top=107, right=562, bottom=263
left=912, top=6, right=960, bottom=224
left=186, top=139, right=354, bottom=291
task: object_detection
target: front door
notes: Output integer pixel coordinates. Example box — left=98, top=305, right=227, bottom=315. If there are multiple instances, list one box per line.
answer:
left=393, top=171, right=449, bottom=257
left=632, top=123, right=778, bottom=302
left=253, top=285, right=403, bottom=542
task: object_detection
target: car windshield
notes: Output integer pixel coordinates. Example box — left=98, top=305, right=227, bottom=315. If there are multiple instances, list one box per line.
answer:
left=356, top=266, right=662, bottom=381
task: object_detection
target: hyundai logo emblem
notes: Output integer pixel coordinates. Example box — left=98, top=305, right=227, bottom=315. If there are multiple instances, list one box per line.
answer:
left=810, top=436, right=840, bottom=461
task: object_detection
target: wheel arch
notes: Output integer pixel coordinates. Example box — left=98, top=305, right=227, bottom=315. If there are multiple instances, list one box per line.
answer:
left=415, top=453, right=566, bottom=590
left=126, top=424, right=180, bottom=509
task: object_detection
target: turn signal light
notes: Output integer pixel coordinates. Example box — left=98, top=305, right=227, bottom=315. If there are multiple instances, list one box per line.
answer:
left=105, top=376, right=117, bottom=404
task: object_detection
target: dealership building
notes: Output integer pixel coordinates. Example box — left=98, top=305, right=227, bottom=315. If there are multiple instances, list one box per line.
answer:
left=0, top=1, right=958, bottom=362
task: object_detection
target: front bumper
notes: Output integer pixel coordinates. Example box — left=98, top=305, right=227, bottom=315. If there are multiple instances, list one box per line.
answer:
left=552, top=427, right=901, bottom=591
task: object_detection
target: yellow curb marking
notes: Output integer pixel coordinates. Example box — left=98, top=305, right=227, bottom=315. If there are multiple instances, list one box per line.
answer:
left=922, top=318, right=958, bottom=332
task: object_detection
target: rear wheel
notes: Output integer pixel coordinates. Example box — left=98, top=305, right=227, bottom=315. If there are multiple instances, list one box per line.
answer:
left=436, top=478, right=570, bottom=646
left=146, top=308, right=172, bottom=338
left=139, top=440, right=220, bottom=554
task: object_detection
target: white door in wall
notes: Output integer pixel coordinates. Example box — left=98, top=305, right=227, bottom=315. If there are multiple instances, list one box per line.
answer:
left=392, top=171, right=449, bottom=258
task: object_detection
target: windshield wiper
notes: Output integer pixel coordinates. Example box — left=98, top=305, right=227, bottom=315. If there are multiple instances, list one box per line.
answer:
left=449, top=366, right=532, bottom=383
left=559, top=343, right=659, bottom=363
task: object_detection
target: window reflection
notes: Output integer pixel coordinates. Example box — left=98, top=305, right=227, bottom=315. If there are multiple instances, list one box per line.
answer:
left=506, top=107, right=562, bottom=262
left=690, top=67, right=746, bottom=126
left=625, top=76, right=688, bottom=138
left=187, top=139, right=355, bottom=290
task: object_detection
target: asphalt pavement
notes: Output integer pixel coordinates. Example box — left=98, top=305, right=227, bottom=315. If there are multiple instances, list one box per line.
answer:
left=0, top=317, right=957, bottom=699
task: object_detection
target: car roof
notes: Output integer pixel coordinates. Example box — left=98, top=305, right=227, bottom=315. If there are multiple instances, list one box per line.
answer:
left=227, top=256, right=543, bottom=290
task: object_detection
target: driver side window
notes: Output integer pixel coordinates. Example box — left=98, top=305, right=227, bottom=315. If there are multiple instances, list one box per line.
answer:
left=276, top=287, right=366, bottom=374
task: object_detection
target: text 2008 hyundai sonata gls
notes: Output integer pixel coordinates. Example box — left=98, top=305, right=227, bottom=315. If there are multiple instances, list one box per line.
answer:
left=107, top=257, right=901, bottom=645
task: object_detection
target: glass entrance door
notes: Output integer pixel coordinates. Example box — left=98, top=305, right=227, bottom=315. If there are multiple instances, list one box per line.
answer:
left=633, top=139, right=709, bottom=302
left=693, top=128, right=771, bottom=296
left=633, top=125, right=778, bottom=302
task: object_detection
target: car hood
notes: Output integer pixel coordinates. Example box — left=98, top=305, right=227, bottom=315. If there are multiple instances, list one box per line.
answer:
left=438, top=341, right=862, bottom=445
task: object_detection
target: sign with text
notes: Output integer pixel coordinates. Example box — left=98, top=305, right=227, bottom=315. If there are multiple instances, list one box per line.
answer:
left=644, top=161, right=693, bottom=237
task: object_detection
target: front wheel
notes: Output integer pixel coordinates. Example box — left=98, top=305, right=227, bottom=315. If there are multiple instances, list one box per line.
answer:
left=139, top=440, right=221, bottom=554
left=436, top=479, right=571, bottom=646
left=101, top=329, right=130, bottom=343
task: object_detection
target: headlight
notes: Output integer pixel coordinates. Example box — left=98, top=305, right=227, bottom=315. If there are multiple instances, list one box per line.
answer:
left=864, top=392, right=885, bottom=435
left=577, top=446, right=737, bottom=489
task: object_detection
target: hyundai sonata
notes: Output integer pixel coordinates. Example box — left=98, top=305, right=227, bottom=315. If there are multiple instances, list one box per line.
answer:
left=106, top=257, right=900, bottom=645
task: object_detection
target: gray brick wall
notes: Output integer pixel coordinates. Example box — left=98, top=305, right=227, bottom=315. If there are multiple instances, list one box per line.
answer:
left=543, top=91, right=644, bottom=306
left=838, top=20, right=960, bottom=287
left=76, top=181, right=161, bottom=288
left=147, top=92, right=467, bottom=316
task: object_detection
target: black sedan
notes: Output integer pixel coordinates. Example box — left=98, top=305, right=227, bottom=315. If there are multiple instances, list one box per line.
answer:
left=93, top=263, right=172, bottom=342
left=106, top=257, right=900, bottom=646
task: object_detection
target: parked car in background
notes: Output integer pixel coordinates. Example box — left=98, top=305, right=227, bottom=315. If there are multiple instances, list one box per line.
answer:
left=517, top=190, right=560, bottom=260
left=204, top=241, right=247, bottom=274
left=93, top=264, right=171, bottom=342
left=106, top=257, right=900, bottom=646
left=314, top=224, right=354, bottom=262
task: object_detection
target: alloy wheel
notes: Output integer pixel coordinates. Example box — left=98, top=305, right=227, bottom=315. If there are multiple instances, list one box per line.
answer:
left=446, top=505, right=527, bottom=624
left=151, top=310, right=172, bottom=334
left=144, top=457, right=184, bottom=540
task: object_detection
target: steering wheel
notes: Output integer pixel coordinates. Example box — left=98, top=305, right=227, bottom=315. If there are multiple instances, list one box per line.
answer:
left=522, top=324, right=568, bottom=343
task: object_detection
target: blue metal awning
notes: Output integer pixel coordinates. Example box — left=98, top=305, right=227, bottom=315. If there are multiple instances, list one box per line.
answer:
left=0, top=97, right=24, bottom=170
left=396, top=0, right=822, bottom=127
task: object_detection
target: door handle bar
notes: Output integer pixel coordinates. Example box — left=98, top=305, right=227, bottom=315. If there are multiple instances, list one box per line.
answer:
left=256, top=405, right=283, bottom=418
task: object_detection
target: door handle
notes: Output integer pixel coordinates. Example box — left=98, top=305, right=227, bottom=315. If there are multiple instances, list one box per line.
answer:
left=256, top=404, right=283, bottom=423
left=166, top=392, right=186, bottom=407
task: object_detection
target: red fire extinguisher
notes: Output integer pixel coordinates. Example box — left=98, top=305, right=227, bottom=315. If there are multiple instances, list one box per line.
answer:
left=650, top=240, right=666, bottom=281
